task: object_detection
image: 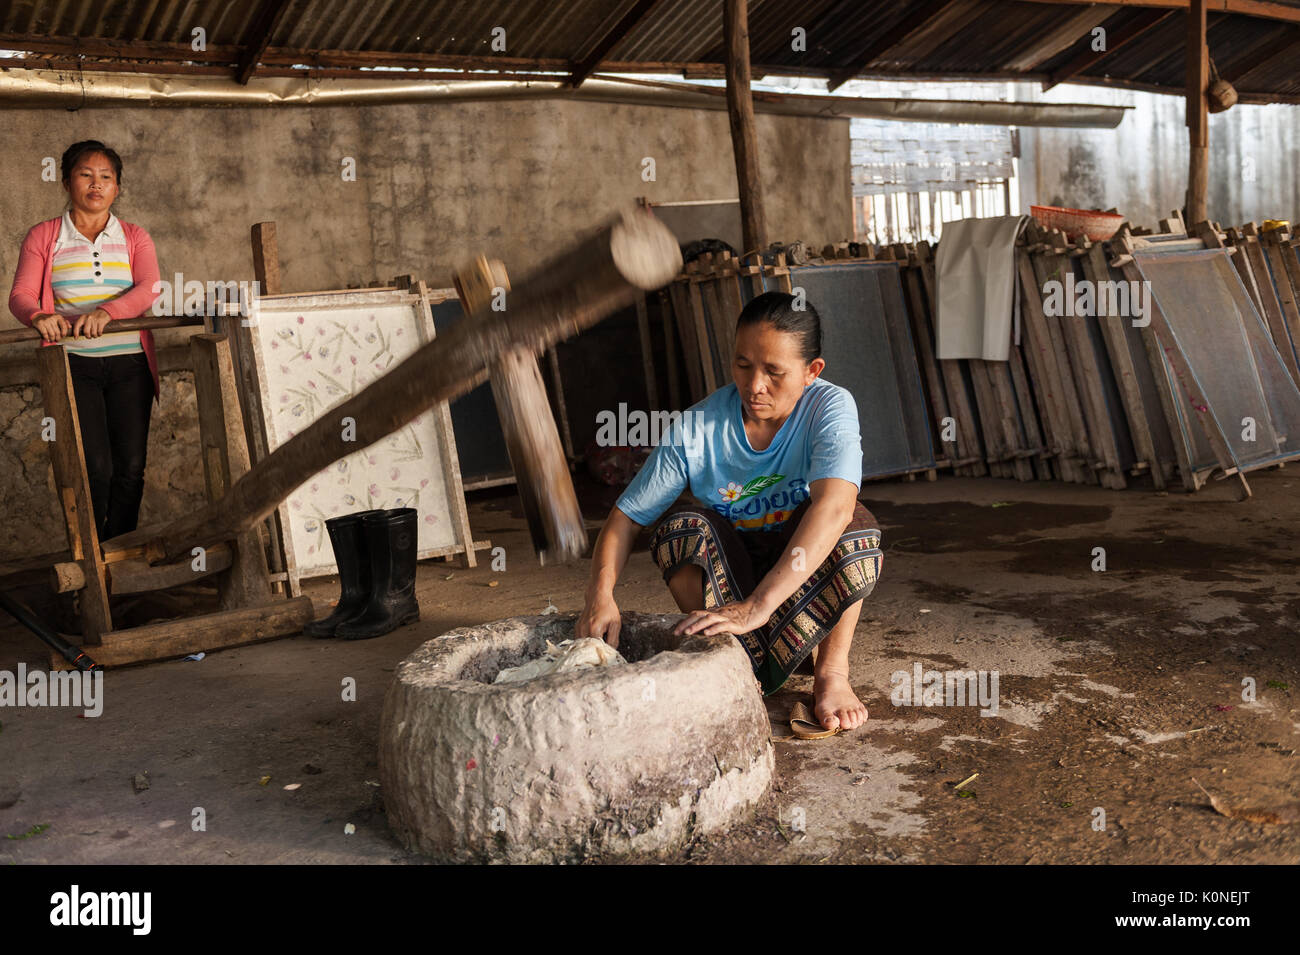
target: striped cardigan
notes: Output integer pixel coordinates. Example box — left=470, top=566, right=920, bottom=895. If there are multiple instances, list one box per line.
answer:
left=8, top=215, right=162, bottom=399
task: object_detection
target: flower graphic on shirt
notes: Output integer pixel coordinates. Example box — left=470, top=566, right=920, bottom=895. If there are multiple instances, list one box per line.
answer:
left=720, top=474, right=785, bottom=504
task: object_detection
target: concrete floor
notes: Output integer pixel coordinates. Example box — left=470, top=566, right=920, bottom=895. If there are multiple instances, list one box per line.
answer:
left=1, top=470, right=1297, bottom=864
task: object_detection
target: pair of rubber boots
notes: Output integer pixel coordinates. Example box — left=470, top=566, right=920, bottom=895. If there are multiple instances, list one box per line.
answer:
left=305, top=508, right=420, bottom=640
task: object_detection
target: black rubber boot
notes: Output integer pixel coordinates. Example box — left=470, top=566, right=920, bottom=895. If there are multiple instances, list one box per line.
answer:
left=336, top=508, right=420, bottom=640
left=303, top=509, right=385, bottom=638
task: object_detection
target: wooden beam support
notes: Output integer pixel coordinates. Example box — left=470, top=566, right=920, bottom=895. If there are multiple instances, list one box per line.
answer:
left=723, top=0, right=767, bottom=256
left=827, top=0, right=953, bottom=91
left=1006, top=0, right=1300, bottom=26
left=570, top=0, right=662, bottom=86
left=49, top=597, right=315, bottom=670
left=189, top=333, right=272, bottom=608
left=1186, top=0, right=1210, bottom=225
left=37, top=346, right=113, bottom=644
left=1044, top=9, right=1175, bottom=90
left=234, top=0, right=293, bottom=84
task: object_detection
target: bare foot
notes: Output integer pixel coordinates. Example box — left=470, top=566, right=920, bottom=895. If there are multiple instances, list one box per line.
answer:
left=813, top=670, right=868, bottom=731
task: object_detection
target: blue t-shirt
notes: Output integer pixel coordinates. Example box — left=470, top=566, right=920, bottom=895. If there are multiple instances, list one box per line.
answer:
left=615, top=377, right=862, bottom=532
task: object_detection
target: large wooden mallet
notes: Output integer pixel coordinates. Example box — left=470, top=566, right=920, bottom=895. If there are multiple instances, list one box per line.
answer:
left=454, top=256, right=583, bottom=564
left=113, top=208, right=681, bottom=566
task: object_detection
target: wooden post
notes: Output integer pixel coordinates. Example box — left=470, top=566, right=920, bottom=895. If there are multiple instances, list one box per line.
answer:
left=251, top=221, right=282, bottom=295
left=37, top=346, right=113, bottom=644
left=724, top=0, right=767, bottom=255
left=189, top=333, right=272, bottom=609
left=1186, top=0, right=1209, bottom=225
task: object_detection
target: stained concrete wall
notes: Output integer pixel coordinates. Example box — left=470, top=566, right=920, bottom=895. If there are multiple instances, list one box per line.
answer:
left=0, top=98, right=850, bottom=562
left=1017, top=84, right=1300, bottom=229
left=1, top=98, right=850, bottom=326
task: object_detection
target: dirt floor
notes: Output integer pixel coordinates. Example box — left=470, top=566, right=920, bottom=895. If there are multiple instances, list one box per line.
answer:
left=1, top=470, right=1297, bottom=864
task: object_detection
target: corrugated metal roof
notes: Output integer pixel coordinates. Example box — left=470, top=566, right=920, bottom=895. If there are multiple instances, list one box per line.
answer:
left=3, top=0, right=1300, bottom=102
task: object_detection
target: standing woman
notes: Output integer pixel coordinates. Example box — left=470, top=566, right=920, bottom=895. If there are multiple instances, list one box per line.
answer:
left=9, top=141, right=161, bottom=540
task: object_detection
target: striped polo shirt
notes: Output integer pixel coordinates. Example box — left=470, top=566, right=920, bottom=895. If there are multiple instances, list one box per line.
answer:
left=51, top=212, right=143, bottom=357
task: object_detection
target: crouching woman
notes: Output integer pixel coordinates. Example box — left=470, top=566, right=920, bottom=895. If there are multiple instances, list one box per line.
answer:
left=577, top=292, right=883, bottom=733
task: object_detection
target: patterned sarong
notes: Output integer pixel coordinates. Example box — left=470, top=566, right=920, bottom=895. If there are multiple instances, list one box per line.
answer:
left=650, top=499, right=882, bottom=695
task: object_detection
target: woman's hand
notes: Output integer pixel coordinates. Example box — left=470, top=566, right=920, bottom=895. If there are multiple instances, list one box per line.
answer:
left=673, top=599, right=770, bottom=638
left=70, top=308, right=112, bottom=339
left=32, top=313, right=70, bottom=343
left=577, top=591, right=622, bottom=648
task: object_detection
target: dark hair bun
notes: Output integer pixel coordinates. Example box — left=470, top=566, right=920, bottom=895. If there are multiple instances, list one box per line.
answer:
left=735, top=291, right=822, bottom=363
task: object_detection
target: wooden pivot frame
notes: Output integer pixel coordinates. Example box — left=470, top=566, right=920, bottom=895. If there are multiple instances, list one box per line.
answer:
left=36, top=341, right=312, bottom=670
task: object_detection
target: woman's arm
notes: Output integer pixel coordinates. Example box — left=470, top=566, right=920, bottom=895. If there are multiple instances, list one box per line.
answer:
left=675, top=477, right=858, bottom=637
left=575, top=506, right=643, bottom=647
left=8, top=226, right=48, bottom=326
left=98, top=227, right=161, bottom=320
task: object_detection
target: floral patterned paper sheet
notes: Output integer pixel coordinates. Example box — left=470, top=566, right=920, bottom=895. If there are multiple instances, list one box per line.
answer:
left=252, top=297, right=457, bottom=580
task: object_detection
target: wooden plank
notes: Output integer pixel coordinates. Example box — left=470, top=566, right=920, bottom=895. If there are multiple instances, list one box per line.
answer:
left=900, top=260, right=961, bottom=470
left=1239, top=223, right=1297, bottom=382
left=250, top=221, right=282, bottom=295
left=415, top=281, right=481, bottom=569
left=1006, top=343, right=1053, bottom=480
left=657, top=288, right=682, bottom=409
left=190, top=334, right=272, bottom=609
left=1081, top=242, right=1167, bottom=489
left=1224, top=226, right=1266, bottom=320
left=1015, top=248, right=1079, bottom=481
left=697, top=260, right=734, bottom=376
left=50, top=596, right=315, bottom=670
left=916, top=242, right=986, bottom=476
left=1186, top=0, right=1209, bottom=224
left=1045, top=241, right=1126, bottom=487
left=108, top=543, right=233, bottom=595
left=1259, top=228, right=1300, bottom=385
left=667, top=279, right=706, bottom=402
left=684, top=268, right=721, bottom=393
left=967, top=360, right=1009, bottom=476
left=37, top=346, right=112, bottom=644
left=634, top=292, right=660, bottom=410
left=1028, top=240, right=1100, bottom=483
left=986, top=360, right=1037, bottom=481
left=545, top=348, right=575, bottom=460
left=723, top=0, right=767, bottom=253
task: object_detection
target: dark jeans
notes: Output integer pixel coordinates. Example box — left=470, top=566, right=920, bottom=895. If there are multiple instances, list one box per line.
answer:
left=68, top=352, right=153, bottom=541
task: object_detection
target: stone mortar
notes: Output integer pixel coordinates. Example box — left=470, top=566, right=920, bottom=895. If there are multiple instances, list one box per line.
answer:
left=378, top=612, right=774, bottom=863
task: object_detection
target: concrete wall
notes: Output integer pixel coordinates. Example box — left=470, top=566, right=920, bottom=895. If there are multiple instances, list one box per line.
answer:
left=1017, top=84, right=1300, bottom=229
left=1, top=98, right=850, bottom=327
left=0, top=98, right=850, bottom=562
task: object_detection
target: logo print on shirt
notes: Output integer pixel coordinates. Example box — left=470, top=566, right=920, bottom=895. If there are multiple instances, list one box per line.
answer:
left=718, top=474, right=785, bottom=503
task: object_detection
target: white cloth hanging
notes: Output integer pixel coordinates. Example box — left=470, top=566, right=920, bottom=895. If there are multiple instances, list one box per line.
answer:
left=935, top=215, right=1029, bottom=362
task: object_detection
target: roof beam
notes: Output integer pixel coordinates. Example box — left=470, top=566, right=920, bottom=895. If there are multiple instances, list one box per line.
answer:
left=1220, top=25, right=1300, bottom=83
left=1043, top=8, right=1175, bottom=90
left=569, top=0, right=661, bottom=87
left=1006, top=0, right=1300, bottom=26
left=826, top=0, right=955, bottom=91
left=235, top=0, right=294, bottom=84
left=1003, top=6, right=1117, bottom=71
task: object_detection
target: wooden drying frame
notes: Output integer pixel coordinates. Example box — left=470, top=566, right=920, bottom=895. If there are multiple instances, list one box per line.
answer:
left=225, top=283, right=486, bottom=595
